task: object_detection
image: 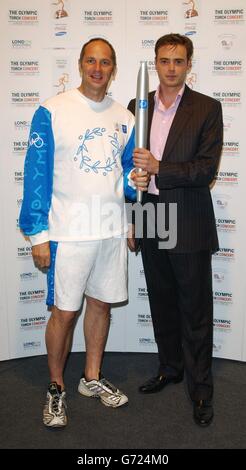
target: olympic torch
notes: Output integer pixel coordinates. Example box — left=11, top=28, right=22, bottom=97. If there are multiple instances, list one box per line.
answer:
left=135, top=61, right=149, bottom=203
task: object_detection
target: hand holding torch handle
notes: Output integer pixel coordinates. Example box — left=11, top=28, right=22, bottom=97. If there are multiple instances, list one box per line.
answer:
left=135, top=61, right=149, bottom=203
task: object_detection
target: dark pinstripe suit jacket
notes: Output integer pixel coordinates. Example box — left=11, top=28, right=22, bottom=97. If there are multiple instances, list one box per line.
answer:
left=128, top=85, right=223, bottom=253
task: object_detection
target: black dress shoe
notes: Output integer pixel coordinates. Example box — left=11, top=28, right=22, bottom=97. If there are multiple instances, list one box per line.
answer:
left=139, top=374, right=183, bottom=394
left=193, top=399, right=214, bottom=427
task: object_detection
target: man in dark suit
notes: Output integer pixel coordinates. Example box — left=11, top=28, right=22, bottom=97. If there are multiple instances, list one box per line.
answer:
left=128, top=33, right=223, bottom=426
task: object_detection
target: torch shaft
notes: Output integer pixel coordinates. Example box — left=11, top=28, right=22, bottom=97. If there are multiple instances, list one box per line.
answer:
left=135, top=62, right=149, bottom=203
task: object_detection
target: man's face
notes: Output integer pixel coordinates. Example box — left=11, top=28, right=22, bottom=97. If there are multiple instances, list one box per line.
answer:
left=79, top=40, right=115, bottom=98
left=155, top=44, right=192, bottom=91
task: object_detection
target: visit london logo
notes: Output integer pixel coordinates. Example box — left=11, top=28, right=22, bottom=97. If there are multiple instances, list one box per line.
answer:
left=141, top=39, right=155, bottom=49
left=14, top=120, right=31, bottom=131
left=139, top=337, right=156, bottom=346
left=23, top=341, right=41, bottom=350
left=20, top=272, right=38, bottom=282
left=11, top=39, right=32, bottom=49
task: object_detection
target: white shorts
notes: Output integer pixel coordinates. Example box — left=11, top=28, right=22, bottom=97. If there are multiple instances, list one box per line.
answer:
left=47, top=238, right=128, bottom=311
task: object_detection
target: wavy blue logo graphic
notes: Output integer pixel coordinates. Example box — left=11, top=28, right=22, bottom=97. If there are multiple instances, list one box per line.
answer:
left=139, top=99, right=148, bottom=109
left=55, top=31, right=67, bottom=36
left=185, top=31, right=197, bottom=36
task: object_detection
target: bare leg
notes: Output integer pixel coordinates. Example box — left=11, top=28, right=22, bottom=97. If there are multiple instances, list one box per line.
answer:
left=45, top=305, right=77, bottom=390
left=84, top=295, right=110, bottom=381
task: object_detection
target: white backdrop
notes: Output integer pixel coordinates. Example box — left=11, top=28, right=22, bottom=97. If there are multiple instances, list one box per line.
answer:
left=1, top=0, right=246, bottom=361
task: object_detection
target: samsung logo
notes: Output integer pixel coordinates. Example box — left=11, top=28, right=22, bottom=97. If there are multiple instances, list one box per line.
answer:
left=185, top=31, right=197, bottom=36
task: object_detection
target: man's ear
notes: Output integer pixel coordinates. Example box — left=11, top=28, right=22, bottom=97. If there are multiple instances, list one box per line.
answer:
left=111, top=65, right=117, bottom=81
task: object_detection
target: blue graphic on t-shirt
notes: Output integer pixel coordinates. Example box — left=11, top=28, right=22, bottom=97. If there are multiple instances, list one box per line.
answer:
left=74, top=128, right=123, bottom=176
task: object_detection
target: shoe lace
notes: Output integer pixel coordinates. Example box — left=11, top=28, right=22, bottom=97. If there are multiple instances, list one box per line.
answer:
left=50, top=393, right=62, bottom=415
left=100, top=378, right=119, bottom=395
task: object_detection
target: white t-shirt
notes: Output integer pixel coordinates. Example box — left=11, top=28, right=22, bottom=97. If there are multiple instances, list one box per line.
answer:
left=20, top=89, right=136, bottom=245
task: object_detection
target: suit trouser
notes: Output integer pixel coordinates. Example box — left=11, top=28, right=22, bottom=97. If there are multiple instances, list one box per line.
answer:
left=141, top=205, right=214, bottom=401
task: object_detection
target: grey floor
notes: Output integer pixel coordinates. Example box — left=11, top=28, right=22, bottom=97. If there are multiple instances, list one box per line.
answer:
left=0, top=352, right=246, bottom=449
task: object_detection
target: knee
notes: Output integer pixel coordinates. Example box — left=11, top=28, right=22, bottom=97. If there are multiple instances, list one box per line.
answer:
left=51, top=306, right=77, bottom=327
left=86, top=296, right=110, bottom=314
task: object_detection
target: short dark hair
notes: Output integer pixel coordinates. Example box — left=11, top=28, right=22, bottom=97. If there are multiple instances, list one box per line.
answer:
left=79, top=37, right=117, bottom=66
left=155, top=33, right=193, bottom=62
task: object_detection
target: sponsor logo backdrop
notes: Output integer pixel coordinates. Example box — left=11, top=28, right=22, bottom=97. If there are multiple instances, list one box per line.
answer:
left=1, top=0, right=246, bottom=361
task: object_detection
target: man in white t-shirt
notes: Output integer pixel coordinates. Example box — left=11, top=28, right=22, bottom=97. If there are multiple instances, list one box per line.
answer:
left=20, top=38, right=148, bottom=428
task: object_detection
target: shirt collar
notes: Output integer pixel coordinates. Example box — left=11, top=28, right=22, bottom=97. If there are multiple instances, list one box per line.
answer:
left=154, top=84, right=185, bottom=110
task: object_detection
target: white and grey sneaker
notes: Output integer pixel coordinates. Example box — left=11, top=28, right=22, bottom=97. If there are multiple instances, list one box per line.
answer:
left=43, top=382, right=67, bottom=427
left=78, top=375, right=128, bottom=408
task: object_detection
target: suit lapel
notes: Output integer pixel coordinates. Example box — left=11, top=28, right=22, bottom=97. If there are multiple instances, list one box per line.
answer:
left=162, top=86, right=193, bottom=161
left=147, top=91, right=155, bottom=150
